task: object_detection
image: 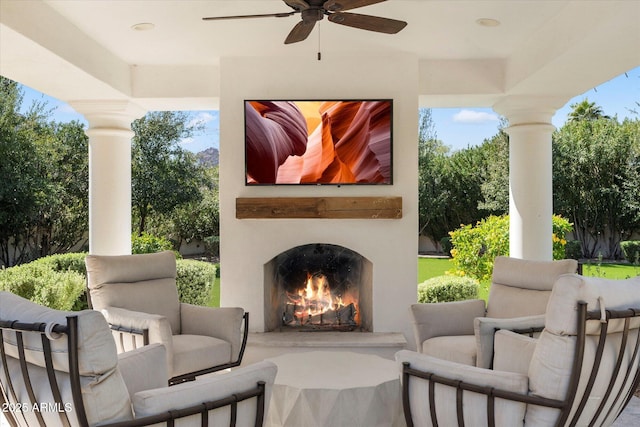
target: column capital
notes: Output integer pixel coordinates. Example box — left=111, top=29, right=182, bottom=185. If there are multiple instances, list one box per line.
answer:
left=69, top=100, right=146, bottom=129
left=493, top=95, right=568, bottom=126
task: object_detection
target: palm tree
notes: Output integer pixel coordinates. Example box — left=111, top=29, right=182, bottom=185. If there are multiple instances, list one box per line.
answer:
left=567, top=99, right=610, bottom=122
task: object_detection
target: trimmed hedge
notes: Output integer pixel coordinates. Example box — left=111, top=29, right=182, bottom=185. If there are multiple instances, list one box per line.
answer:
left=418, top=275, right=479, bottom=303
left=0, top=253, right=216, bottom=311
left=620, top=241, right=640, bottom=264
left=0, top=254, right=87, bottom=311
left=176, top=259, right=216, bottom=306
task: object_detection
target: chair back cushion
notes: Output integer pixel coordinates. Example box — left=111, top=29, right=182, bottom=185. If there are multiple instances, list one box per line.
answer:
left=487, top=257, right=577, bottom=318
left=526, top=274, right=640, bottom=426
left=0, top=291, right=133, bottom=425
left=86, top=251, right=182, bottom=334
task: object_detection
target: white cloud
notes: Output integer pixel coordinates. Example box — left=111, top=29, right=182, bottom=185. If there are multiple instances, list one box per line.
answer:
left=180, top=137, right=195, bottom=145
left=188, top=112, right=215, bottom=127
left=453, top=109, right=499, bottom=124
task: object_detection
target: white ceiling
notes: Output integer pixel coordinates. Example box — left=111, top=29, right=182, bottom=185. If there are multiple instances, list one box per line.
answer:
left=1, top=0, right=639, bottom=111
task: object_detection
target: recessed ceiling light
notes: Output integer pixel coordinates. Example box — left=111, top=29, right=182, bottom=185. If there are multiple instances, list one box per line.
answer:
left=131, top=23, right=155, bottom=31
left=476, top=18, right=500, bottom=27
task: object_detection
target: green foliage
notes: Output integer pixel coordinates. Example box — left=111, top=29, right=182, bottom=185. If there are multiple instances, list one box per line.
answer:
left=417, top=275, right=479, bottom=303
left=175, top=259, right=216, bottom=306
left=0, top=77, right=89, bottom=267
left=449, top=214, right=573, bottom=281
left=478, top=124, right=509, bottom=214
left=131, top=111, right=209, bottom=235
left=0, top=255, right=86, bottom=311
left=449, top=215, right=510, bottom=282
left=565, top=240, right=583, bottom=260
left=553, top=115, right=640, bottom=258
left=620, top=241, right=640, bottom=264
left=131, top=232, right=176, bottom=255
left=439, top=237, right=452, bottom=256
left=171, top=167, right=220, bottom=254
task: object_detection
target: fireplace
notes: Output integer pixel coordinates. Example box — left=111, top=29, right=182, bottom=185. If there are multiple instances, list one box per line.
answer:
left=264, top=244, right=373, bottom=332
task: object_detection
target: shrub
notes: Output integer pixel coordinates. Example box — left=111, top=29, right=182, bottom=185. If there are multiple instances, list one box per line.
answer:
left=176, top=259, right=217, bottom=306
left=34, top=252, right=88, bottom=275
left=449, top=214, right=573, bottom=281
left=132, top=232, right=177, bottom=255
left=0, top=262, right=86, bottom=311
left=565, top=240, right=582, bottom=260
left=417, top=275, right=479, bottom=303
left=439, top=236, right=452, bottom=256
left=620, top=241, right=640, bottom=264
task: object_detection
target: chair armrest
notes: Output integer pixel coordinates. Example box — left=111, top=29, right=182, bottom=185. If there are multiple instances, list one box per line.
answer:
left=410, top=300, right=486, bottom=351
left=396, top=350, right=529, bottom=427
left=118, top=344, right=169, bottom=398
left=180, top=303, right=246, bottom=362
left=474, top=314, right=545, bottom=369
left=101, top=306, right=174, bottom=373
left=131, top=361, right=277, bottom=425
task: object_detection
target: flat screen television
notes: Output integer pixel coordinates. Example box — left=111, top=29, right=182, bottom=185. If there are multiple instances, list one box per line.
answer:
left=244, top=100, right=393, bottom=185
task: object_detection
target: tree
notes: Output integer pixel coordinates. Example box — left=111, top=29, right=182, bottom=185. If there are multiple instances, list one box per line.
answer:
left=478, top=119, right=509, bottom=214
left=171, top=166, right=220, bottom=252
left=131, top=111, right=208, bottom=235
left=0, top=77, right=89, bottom=266
left=553, top=117, right=640, bottom=258
left=417, top=108, right=449, bottom=244
left=567, top=99, right=610, bottom=122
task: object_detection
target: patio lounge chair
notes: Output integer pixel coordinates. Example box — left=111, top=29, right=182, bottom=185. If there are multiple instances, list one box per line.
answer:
left=410, top=256, right=578, bottom=368
left=397, top=273, right=640, bottom=426
left=85, top=251, right=248, bottom=385
left=0, top=290, right=276, bottom=427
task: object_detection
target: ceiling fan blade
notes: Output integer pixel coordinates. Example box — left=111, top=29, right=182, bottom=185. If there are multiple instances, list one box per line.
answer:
left=203, top=11, right=296, bottom=21
left=328, top=12, right=407, bottom=34
left=285, top=20, right=317, bottom=44
left=284, top=0, right=311, bottom=10
left=323, top=0, right=387, bottom=12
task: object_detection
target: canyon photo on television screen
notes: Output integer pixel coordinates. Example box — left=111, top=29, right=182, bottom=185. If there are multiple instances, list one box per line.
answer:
left=244, top=100, right=393, bottom=185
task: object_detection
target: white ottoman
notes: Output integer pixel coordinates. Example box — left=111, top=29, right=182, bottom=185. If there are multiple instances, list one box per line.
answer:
left=265, top=351, right=405, bottom=427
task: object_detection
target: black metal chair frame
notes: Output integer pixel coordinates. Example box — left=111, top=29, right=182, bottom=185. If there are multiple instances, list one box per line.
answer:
left=402, top=301, right=640, bottom=427
left=0, top=315, right=265, bottom=427
left=108, top=312, right=250, bottom=386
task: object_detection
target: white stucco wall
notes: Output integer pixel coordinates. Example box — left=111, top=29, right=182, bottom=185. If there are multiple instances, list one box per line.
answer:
left=218, top=54, right=418, bottom=339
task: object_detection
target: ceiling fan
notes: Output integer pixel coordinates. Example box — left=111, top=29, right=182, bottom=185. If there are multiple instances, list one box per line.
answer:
left=202, top=0, right=407, bottom=44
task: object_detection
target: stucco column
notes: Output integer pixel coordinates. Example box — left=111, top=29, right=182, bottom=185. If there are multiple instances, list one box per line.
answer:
left=70, top=101, right=146, bottom=255
left=494, top=98, right=565, bottom=261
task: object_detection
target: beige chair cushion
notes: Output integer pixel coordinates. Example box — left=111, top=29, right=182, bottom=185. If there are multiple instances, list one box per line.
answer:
left=86, top=251, right=182, bottom=334
left=172, top=335, right=231, bottom=378
left=487, top=257, right=577, bottom=318
left=133, top=360, right=278, bottom=425
left=422, top=335, right=477, bottom=366
left=526, top=274, right=640, bottom=426
left=0, top=291, right=133, bottom=426
left=493, top=330, right=537, bottom=375
left=396, top=350, right=528, bottom=427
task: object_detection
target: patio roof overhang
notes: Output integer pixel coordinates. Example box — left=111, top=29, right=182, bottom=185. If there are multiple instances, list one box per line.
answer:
left=1, top=0, right=639, bottom=259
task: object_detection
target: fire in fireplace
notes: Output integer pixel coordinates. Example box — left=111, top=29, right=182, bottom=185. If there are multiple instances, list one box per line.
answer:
left=283, top=271, right=359, bottom=329
left=264, top=243, right=372, bottom=332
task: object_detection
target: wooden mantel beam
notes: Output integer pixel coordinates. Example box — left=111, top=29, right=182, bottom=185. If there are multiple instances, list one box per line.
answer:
left=236, top=197, right=402, bottom=219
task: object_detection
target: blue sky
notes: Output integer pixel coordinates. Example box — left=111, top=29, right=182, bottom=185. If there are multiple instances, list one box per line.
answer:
left=18, top=66, right=639, bottom=153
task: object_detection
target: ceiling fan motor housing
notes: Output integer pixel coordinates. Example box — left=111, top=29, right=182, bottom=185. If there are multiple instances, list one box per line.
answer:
left=302, top=8, right=325, bottom=23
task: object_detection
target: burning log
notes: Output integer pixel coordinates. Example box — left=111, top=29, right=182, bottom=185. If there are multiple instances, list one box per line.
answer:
left=283, top=303, right=357, bottom=328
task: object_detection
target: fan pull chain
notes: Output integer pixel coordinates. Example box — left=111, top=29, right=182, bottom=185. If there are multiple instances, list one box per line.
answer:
left=317, top=23, right=322, bottom=61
